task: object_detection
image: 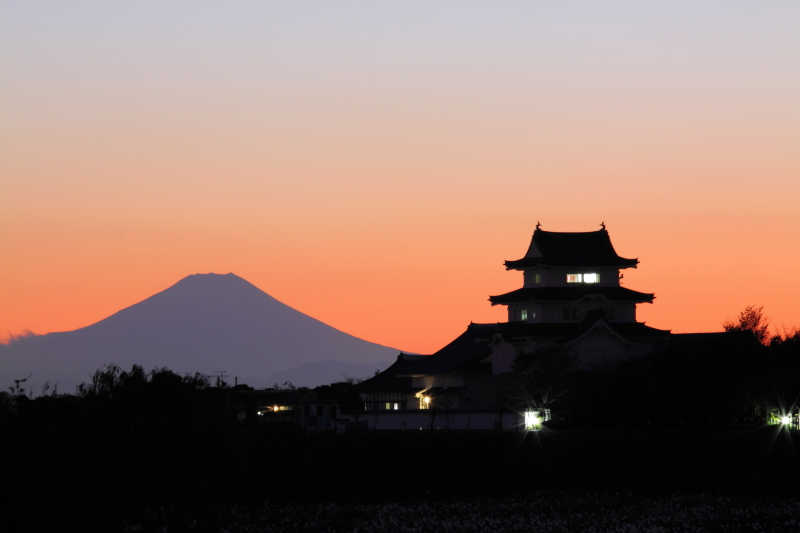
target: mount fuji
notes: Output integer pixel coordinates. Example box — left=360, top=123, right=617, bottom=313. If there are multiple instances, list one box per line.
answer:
left=0, top=273, right=399, bottom=391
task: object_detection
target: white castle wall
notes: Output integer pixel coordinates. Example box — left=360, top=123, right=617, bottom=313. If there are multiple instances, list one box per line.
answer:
left=508, top=301, right=638, bottom=323
left=352, top=410, right=523, bottom=431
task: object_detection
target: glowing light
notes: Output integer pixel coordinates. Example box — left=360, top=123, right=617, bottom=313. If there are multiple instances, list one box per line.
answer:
left=781, top=416, right=791, bottom=424
left=566, top=274, right=582, bottom=283
left=583, top=273, right=599, bottom=283
left=424, top=396, right=430, bottom=404
left=524, top=410, right=542, bottom=430
left=273, top=405, right=279, bottom=412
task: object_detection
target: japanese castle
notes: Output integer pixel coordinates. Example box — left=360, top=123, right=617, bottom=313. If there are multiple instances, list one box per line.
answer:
left=356, top=224, right=670, bottom=429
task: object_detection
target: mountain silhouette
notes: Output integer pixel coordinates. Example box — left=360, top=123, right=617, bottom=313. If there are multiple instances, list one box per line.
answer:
left=0, top=273, right=400, bottom=390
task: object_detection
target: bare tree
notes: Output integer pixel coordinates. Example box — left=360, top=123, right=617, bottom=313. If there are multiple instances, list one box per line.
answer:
left=339, top=375, right=366, bottom=430
left=723, top=305, right=771, bottom=345
left=513, top=346, right=577, bottom=409
left=771, top=325, right=800, bottom=347
left=482, top=374, right=521, bottom=430
left=8, top=374, right=32, bottom=397
left=422, top=393, right=456, bottom=431
left=367, top=402, right=383, bottom=430
left=438, top=395, right=460, bottom=430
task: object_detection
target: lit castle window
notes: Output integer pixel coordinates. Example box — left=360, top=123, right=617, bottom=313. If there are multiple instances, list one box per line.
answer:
left=567, top=273, right=599, bottom=283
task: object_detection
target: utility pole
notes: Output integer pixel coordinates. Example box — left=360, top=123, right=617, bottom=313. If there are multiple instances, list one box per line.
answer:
left=211, top=370, right=228, bottom=387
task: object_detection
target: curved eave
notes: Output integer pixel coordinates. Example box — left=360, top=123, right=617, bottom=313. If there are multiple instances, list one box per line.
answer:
left=488, top=287, right=655, bottom=306
left=504, top=258, right=639, bottom=271
left=471, top=319, right=670, bottom=345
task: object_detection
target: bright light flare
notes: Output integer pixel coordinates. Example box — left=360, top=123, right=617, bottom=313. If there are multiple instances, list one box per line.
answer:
left=780, top=416, right=791, bottom=425
left=524, top=410, right=542, bottom=430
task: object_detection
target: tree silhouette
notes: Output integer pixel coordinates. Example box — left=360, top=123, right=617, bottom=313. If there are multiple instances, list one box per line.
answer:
left=481, top=374, right=521, bottom=430
left=338, top=375, right=365, bottom=428
left=421, top=392, right=457, bottom=431
left=512, top=345, right=577, bottom=409
left=723, top=305, right=771, bottom=345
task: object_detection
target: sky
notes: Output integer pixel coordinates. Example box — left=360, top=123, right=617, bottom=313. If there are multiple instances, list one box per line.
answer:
left=2, top=1, right=799, bottom=354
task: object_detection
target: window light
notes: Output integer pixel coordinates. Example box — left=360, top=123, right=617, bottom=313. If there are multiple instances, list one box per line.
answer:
left=583, top=273, right=599, bottom=283
left=567, top=274, right=582, bottom=283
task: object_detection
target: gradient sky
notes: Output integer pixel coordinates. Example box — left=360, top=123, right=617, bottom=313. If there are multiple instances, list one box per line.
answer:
left=2, top=1, right=799, bottom=354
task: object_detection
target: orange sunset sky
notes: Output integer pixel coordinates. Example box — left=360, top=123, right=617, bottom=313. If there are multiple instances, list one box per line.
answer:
left=2, top=2, right=799, bottom=354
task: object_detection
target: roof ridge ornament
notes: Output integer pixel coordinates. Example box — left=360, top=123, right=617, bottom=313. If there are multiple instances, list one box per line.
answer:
left=600, top=221, right=605, bottom=230
left=536, top=221, right=541, bottom=230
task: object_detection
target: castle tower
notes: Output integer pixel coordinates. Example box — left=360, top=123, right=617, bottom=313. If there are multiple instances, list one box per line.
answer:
left=355, top=224, right=672, bottom=421
left=489, top=225, right=653, bottom=324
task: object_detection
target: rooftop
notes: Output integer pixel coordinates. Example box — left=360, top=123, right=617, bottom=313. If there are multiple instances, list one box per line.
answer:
left=505, top=227, right=638, bottom=270
left=356, top=353, right=429, bottom=393
left=386, top=318, right=670, bottom=378
left=470, top=315, right=670, bottom=345
left=398, top=325, right=495, bottom=376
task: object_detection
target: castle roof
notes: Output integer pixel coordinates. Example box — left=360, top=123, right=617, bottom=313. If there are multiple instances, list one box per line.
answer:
left=356, top=353, right=428, bottom=393
left=469, top=314, right=670, bottom=346
left=388, top=318, right=669, bottom=378
left=489, top=286, right=654, bottom=305
left=398, top=325, right=495, bottom=376
left=505, top=228, right=638, bottom=270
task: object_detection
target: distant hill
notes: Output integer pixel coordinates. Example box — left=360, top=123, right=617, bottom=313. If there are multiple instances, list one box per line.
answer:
left=257, top=360, right=392, bottom=389
left=0, top=273, right=401, bottom=392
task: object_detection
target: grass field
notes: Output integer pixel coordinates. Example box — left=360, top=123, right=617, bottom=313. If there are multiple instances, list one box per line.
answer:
left=4, top=428, right=800, bottom=531
left=125, top=489, right=800, bottom=532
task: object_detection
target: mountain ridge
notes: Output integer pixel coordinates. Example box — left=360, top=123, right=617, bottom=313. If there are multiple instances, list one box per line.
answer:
left=0, top=273, right=402, bottom=389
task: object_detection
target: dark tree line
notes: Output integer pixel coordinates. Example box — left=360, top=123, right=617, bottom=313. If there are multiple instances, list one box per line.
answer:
left=549, top=306, right=800, bottom=428
left=0, top=365, right=373, bottom=531
left=0, top=364, right=365, bottom=441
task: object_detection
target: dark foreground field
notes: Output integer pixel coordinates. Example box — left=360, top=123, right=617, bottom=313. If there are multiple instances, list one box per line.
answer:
left=125, top=490, right=800, bottom=532
left=3, top=427, right=800, bottom=531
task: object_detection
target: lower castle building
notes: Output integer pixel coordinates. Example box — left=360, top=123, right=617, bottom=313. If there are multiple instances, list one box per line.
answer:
left=357, top=224, right=671, bottom=430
